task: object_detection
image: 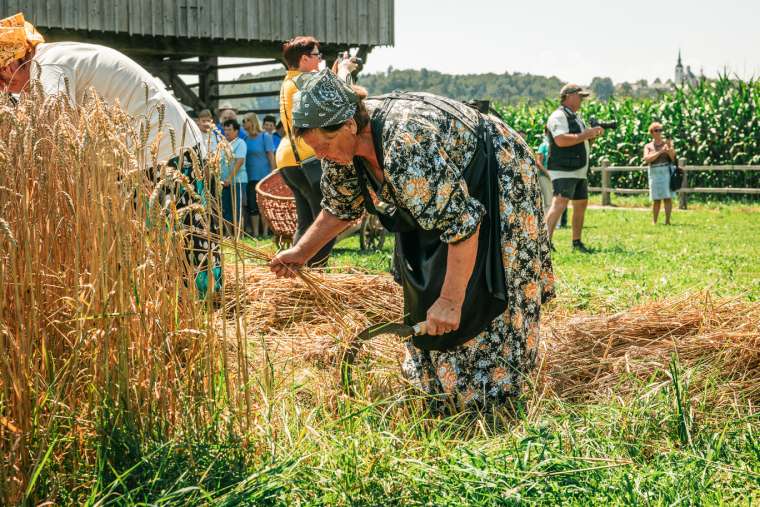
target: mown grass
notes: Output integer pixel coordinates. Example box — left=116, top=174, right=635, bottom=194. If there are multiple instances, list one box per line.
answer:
left=30, top=204, right=760, bottom=505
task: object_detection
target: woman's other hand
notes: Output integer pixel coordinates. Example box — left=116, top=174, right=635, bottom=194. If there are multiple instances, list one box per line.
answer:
left=268, top=247, right=308, bottom=278
left=425, top=295, right=463, bottom=336
left=426, top=225, right=479, bottom=335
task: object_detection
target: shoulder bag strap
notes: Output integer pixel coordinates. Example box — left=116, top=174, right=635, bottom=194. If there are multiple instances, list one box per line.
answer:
left=371, top=91, right=481, bottom=135
left=354, top=96, right=395, bottom=216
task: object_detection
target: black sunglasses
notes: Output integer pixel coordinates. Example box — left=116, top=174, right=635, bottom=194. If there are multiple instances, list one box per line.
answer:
left=652, top=128, right=663, bottom=133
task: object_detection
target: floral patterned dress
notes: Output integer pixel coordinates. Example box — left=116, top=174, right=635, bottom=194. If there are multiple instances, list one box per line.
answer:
left=320, top=93, right=555, bottom=409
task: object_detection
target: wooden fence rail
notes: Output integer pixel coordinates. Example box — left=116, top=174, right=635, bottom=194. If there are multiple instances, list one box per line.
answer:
left=588, top=158, right=760, bottom=209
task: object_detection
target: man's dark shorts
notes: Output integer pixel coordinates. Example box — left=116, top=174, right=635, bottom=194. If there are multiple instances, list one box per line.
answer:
left=553, top=178, right=588, bottom=200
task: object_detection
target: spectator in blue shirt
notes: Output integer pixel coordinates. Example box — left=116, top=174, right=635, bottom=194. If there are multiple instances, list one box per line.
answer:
left=272, top=120, right=284, bottom=150
left=262, top=115, right=277, bottom=135
left=217, top=104, right=248, bottom=140
left=242, top=113, right=276, bottom=236
left=536, top=128, right=567, bottom=229
left=220, top=119, right=248, bottom=236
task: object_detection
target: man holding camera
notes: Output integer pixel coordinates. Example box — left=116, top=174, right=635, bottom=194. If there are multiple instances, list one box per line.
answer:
left=544, top=84, right=605, bottom=253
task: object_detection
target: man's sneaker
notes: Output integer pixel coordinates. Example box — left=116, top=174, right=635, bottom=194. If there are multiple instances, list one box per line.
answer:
left=572, top=240, right=592, bottom=253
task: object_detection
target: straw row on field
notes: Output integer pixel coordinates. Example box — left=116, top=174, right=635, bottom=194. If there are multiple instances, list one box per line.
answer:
left=220, top=264, right=760, bottom=406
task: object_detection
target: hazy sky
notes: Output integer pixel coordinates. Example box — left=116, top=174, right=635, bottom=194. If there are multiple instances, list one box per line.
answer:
left=357, top=0, right=760, bottom=84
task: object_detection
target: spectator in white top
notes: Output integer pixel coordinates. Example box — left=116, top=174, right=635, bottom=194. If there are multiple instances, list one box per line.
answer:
left=544, top=84, right=604, bottom=253
left=197, top=108, right=223, bottom=154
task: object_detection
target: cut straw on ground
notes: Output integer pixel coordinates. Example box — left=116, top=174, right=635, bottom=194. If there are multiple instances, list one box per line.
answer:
left=218, top=264, right=760, bottom=409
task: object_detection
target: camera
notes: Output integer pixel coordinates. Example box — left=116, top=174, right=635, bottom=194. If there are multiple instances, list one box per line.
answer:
left=338, top=51, right=363, bottom=65
left=464, top=99, right=490, bottom=114
left=589, top=116, right=618, bottom=130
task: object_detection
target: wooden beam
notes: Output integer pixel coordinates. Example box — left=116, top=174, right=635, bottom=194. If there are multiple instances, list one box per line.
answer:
left=685, top=187, right=760, bottom=195
left=164, top=71, right=206, bottom=110
left=211, top=90, right=280, bottom=100
left=238, top=108, right=281, bottom=115
left=684, top=165, right=760, bottom=172
left=145, top=60, right=210, bottom=75
left=38, top=28, right=285, bottom=59
left=590, top=166, right=646, bottom=173
left=213, top=74, right=286, bottom=87
left=589, top=187, right=760, bottom=195
left=588, top=187, right=649, bottom=195
left=140, top=59, right=206, bottom=111
left=591, top=164, right=760, bottom=172
left=37, top=28, right=362, bottom=61
left=213, top=60, right=283, bottom=70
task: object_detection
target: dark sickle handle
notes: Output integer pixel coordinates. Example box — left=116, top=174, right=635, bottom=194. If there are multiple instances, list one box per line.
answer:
left=341, top=321, right=427, bottom=393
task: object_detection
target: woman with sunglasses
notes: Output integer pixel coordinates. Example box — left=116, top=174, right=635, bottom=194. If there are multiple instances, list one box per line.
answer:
left=643, top=122, right=677, bottom=224
left=275, top=36, right=336, bottom=266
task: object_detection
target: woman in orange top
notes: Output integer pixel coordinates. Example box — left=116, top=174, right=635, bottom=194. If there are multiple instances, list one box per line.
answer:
left=276, top=36, right=335, bottom=266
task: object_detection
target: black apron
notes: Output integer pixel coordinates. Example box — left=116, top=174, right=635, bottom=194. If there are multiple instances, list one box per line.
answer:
left=354, top=93, right=507, bottom=351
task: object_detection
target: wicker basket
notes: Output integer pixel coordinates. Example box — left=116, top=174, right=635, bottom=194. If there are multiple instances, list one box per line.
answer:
left=256, top=169, right=377, bottom=246
left=256, top=171, right=297, bottom=241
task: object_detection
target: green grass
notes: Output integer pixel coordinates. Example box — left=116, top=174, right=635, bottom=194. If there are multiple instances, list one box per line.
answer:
left=551, top=203, right=760, bottom=310
left=249, top=202, right=760, bottom=311
left=39, top=205, right=760, bottom=505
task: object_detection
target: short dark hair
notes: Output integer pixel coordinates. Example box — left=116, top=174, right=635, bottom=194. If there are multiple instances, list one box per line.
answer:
left=262, top=115, right=277, bottom=125
left=222, top=119, right=240, bottom=131
left=282, top=36, right=320, bottom=69
left=198, top=109, right=213, bottom=119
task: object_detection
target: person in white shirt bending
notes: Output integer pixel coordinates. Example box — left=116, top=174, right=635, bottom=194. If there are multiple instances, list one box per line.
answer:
left=0, top=19, right=204, bottom=163
left=0, top=13, right=221, bottom=295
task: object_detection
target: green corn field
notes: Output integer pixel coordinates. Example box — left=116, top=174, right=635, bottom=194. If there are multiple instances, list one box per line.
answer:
left=494, top=76, right=760, bottom=191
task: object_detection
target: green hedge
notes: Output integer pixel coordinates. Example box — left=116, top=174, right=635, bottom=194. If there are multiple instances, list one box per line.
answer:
left=493, top=77, right=760, bottom=190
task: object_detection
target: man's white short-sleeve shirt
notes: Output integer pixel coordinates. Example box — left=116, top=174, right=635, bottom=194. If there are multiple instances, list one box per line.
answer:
left=546, top=106, right=589, bottom=180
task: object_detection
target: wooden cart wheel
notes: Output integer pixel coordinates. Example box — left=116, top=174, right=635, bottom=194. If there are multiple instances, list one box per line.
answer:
left=359, top=214, right=385, bottom=251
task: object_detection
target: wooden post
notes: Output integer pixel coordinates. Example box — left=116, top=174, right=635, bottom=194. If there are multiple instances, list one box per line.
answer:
left=601, top=159, right=611, bottom=206
left=199, top=57, right=219, bottom=115
left=678, top=157, right=688, bottom=210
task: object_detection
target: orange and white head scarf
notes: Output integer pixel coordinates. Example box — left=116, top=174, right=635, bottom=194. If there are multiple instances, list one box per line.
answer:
left=0, top=13, right=44, bottom=68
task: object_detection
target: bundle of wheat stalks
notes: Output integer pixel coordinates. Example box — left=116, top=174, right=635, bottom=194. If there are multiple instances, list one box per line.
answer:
left=222, top=265, right=760, bottom=406
left=220, top=264, right=404, bottom=366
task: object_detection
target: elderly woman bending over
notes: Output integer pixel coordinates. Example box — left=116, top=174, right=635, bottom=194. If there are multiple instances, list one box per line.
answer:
left=269, top=70, right=554, bottom=411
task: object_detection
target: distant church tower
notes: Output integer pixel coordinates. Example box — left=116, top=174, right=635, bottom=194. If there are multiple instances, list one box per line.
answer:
left=675, top=50, right=697, bottom=87
left=675, top=50, right=685, bottom=85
